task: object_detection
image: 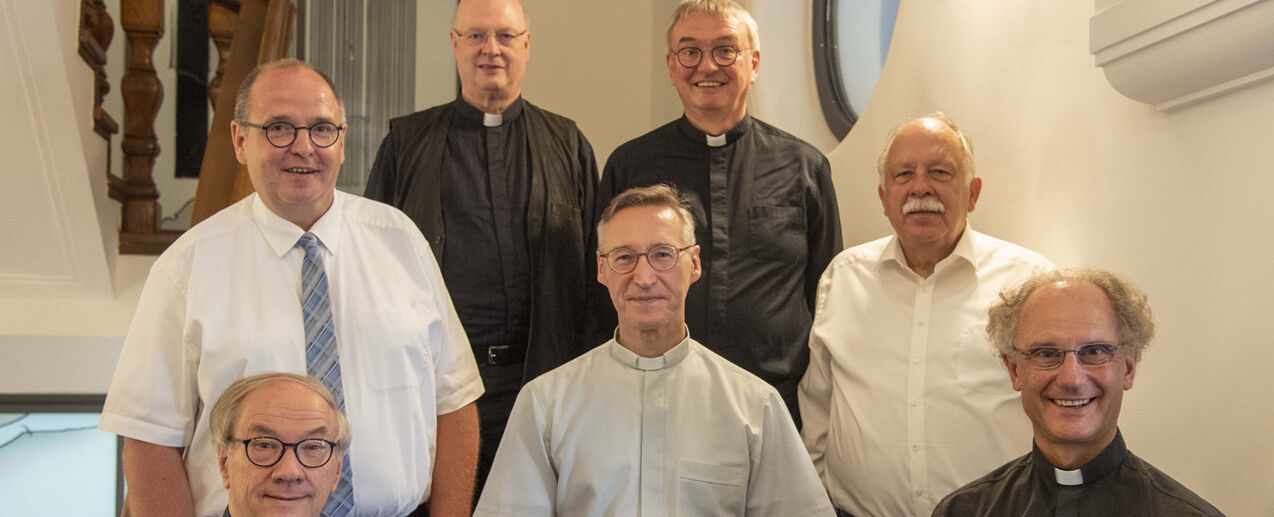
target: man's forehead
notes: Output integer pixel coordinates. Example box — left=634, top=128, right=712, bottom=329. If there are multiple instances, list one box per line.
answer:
left=672, top=13, right=746, bottom=44
left=454, top=0, right=527, bottom=30
left=887, top=125, right=963, bottom=166
left=249, top=69, right=341, bottom=122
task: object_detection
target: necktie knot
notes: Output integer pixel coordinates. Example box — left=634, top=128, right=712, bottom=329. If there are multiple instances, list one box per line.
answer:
left=297, top=232, right=322, bottom=255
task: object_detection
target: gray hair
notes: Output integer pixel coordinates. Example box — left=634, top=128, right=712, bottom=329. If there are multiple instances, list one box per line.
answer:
left=233, top=58, right=346, bottom=124
left=666, top=0, right=760, bottom=51
left=210, top=372, right=351, bottom=453
left=597, top=184, right=696, bottom=248
left=987, top=269, right=1155, bottom=361
left=877, top=111, right=975, bottom=186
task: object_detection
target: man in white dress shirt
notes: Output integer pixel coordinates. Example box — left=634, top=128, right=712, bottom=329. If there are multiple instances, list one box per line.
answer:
left=798, top=112, right=1054, bottom=516
left=475, top=184, right=832, bottom=516
left=99, top=59, right=483, bottom=517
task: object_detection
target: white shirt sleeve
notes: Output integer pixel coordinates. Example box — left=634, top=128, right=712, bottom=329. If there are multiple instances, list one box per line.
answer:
left=798, top=273, right=837, bottom=482
left=98, top=258, right=199, bottom=447
left=474, top=385, right=558, bottom=516
left=414, top=233, right=484, bottom=415
left=750, top=390, right=836, bottom=516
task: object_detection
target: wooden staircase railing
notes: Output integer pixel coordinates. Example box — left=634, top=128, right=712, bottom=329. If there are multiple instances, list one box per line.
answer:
left=101, top=0, right=292, bottom=255
left=191, top=0, right=294, bottom=227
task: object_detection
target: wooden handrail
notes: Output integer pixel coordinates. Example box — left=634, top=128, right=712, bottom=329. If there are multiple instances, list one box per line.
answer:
left=192, top=0, right=294, bottom=226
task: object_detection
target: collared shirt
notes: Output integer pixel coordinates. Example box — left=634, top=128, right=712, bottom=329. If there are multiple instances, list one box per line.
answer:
left=932, top=431, right=1225, bottom=516
left=799, top=227, right=1053, bottom=517
left=595, top=115, right=843, bottom=424
left=441, top=98, right=532, bottom=353
left=475, top=336, right=834, bottom=517
left=100, top=192, right=484, bottom=517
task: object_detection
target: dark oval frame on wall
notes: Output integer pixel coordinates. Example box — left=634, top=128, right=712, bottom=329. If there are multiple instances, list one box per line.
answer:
left=813, top=0, right=856, bottom=140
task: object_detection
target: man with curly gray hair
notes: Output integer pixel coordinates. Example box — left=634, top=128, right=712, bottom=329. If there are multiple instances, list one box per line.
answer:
left=933, top=269, right=1222, bottom=516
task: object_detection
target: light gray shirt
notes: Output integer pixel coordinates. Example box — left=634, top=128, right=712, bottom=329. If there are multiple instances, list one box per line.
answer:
left=476, top=336, right=833, bottom=516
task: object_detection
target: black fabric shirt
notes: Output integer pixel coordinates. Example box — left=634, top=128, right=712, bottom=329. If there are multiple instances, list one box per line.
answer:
left=592, top=115, right=843, bottom=425
left=932, top=431, right=1225, bottom=517
left=441, top=98, right=532, bottom=351
left=364, top=97, right=598, bottom=383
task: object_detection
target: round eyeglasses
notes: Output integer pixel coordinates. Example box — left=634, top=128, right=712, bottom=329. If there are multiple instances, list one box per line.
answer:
left=600, top=244, right=694, bottom=274
left=235, top=436, right=338, bottom=468
left=674, top=45, right=747, bottom=68
left=240, top=121, right=344, bottom=148
left=1011, top=343, right=1123, bottom=370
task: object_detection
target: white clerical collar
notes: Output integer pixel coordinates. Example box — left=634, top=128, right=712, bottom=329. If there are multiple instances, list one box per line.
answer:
left=608, top=332, right=693, bottom=371
left=1054, top=467, right=1084, bottom=486
left=706, top=133, right=727, bottom=147
left=483, top=112, right=503, bottom=127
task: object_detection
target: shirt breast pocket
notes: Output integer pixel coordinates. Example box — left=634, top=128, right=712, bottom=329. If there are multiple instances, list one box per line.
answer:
left=678, top=460, right=747, bottom=516
left=747, top=206, right=806, bottom=263
left=956, top=325, right=1015, bottom=394
left=355, top=306, right=439, bottom=392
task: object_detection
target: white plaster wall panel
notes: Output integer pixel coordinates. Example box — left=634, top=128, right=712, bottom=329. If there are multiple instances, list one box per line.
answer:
left=0, top=0, right=112, bottom=297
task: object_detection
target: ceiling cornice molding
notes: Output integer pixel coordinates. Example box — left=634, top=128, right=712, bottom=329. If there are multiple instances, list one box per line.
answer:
left=1091, top=0, right=1274, bottom=111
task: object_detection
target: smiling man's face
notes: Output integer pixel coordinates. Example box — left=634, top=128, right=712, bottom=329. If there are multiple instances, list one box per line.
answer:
left=219, top=381, right=343, bottom=517
left=597, top=205, right=700, bottom=343
left=451, top=0, right=530, bottom=108
left=666, top=12, right=758, bottom=129
left=1004, top=281, right=1137, bottom=468
left=231, top=65, right=344, bottom=230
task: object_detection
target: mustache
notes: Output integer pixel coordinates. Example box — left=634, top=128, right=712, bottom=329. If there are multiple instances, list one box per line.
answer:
left=902, top=197, right=946, bottom=214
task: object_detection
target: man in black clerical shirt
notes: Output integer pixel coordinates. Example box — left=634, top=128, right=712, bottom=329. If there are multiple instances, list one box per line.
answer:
left=932, top=269, right=1223, bottom=516
left=591, top=0, right=842, bottom=427
left=363, top=0, right=597, bottom=495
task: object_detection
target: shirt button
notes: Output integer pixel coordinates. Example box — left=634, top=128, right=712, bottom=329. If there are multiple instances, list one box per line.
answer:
left=915, top=489, right=924, bottom=496
left=911, top=399, right=920, bottom=407
left=917, top=321, right=925, bottom=328
left=912, top=444, right=921, bottom=452
left=912, top=358, right=922, bottom=365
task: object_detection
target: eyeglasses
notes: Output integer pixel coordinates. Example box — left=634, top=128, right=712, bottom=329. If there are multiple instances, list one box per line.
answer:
left=1011, top=343, right=1123, bottom=369
left=240, top=121, right=344, bottom=148
left=673, top=46, right=748, bottom=68
left=600, top=244, right=694, bottom=273
left=234, top=436, right=338, bottom=468
left=453, top=29, right=529, bottom=48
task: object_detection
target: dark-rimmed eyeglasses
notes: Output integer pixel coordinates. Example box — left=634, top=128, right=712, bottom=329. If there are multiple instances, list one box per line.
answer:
left=673, top=46, right=748, bottom=68
left=600, top=244, right=694, bottom=273
left=1011, top=343, right=1123, bottom=370
left=240, top=121, right=344, bottom=148
left=453, top=29, right=529, bottom=48
left=234, top=436, right=338, bottom=468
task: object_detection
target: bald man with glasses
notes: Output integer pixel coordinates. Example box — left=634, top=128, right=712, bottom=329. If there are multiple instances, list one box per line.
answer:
left=364, top=0, right=598, bottom=494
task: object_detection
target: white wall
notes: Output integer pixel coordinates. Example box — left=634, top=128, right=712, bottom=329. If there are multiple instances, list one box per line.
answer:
left=826, top=2, right=1273, bottom=514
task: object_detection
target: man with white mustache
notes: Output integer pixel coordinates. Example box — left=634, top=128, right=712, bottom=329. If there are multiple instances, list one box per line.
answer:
left=799, top=112, right=1054, bottom=517
left=591, top=0, right=842, bottom=430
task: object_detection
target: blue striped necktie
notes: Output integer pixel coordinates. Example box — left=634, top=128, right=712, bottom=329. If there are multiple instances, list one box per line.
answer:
left=297, top=232, right=355, bottom=516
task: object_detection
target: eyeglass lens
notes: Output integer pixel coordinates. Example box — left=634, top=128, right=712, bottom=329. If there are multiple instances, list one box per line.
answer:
left=243, top=437, right=334, bottom=468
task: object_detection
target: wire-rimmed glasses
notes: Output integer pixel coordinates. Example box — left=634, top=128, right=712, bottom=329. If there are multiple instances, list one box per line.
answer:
left=600, top=244, right=694, bottom=273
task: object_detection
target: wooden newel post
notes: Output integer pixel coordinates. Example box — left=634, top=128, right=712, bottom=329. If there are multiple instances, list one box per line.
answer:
left=119, top=0, right=166, bottom=252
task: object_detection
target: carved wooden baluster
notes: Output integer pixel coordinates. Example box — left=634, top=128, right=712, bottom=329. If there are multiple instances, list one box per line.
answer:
left=208, top=0, right=240, bottom=109
left=78, top=0, right=119, bottom=141
left=119, top=0, right=165, bottom=252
